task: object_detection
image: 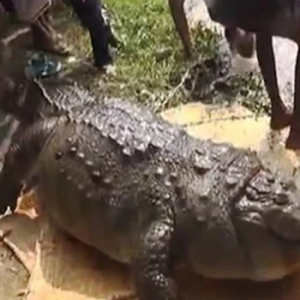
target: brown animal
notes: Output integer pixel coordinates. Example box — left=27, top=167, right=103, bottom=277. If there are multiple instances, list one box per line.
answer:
left=203, top=0, right=300, bottom=150
left=167, top=0, right=255, bottom=58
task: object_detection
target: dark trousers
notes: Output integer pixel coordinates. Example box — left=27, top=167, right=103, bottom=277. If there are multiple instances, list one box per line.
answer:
left=0, top=0, right=15, bottom=13
left=0, top=0, right=113, bottom=67
left=68, top=0, right=112, bottom=66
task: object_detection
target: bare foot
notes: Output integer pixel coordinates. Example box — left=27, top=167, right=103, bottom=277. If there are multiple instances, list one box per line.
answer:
left=270, top=111, right=293, bottom=130
left=285, top=127, right=300, bottom=150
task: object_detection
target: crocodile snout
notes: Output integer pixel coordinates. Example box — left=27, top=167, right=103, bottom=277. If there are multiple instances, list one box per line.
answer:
left=264, top=177, right=300, bottom=241
left=265, top=206, right=300, bottom=241
left=240, top=170, right=300, bottom=242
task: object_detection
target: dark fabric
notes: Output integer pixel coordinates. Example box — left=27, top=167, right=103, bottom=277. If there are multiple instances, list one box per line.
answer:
left=68, top=0, right=103, bottom=27
left=68, top=0, right=112, bottom=67
left=0, top=0, right=16, bottom=13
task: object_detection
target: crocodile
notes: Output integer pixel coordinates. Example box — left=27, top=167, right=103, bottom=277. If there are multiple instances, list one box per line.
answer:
left=203, top=0, right=300, bottom=150
left=0, top=72, right=300, bottom=300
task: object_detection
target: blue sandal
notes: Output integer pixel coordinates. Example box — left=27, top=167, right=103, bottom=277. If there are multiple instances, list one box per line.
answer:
left=24, top=53, right=62, bottom=79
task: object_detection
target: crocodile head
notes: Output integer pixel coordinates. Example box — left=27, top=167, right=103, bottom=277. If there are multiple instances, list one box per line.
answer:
left=203, top=0, right=285, bottom=32
left=235, top=169, right=300, bottom=280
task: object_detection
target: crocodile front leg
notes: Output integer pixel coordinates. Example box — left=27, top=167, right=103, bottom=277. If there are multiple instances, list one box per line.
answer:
left=132, top=217, right=180, bottom=300
left=0, top=118, right=57, bottom=214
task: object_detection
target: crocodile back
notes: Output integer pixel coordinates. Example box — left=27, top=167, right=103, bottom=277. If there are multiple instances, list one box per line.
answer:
left=20, top=78, right=97, bottom=121
left=33, top=98, right=194, bottom=262
left=32, top=98, right=262, bottom=269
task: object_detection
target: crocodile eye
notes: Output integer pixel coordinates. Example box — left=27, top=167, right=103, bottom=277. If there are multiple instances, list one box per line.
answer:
left=265, top=171, right=275, bottom=183
left=281, top=179, right=296, bottom=191
left=273, top=190, right=289, bottom=205
left=54, top=151, right=63, bottom=160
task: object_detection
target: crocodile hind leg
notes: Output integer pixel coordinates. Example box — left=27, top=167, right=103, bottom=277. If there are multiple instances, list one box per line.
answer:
left=0, top=118, right=57, bottom=215
left=132, top=211, right=181, bottom=300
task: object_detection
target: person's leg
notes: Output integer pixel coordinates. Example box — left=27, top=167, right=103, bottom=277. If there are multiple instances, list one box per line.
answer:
left=68, top=0, right=113, bottom=68
left=168, top=0, right=191, bottom=58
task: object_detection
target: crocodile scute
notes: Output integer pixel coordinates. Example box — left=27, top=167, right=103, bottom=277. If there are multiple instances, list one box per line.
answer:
left=0, top=77, right=300, bottom=300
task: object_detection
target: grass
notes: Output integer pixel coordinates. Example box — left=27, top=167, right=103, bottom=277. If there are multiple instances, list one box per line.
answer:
left=58, top=0, right=223, bottom=111
left=57, top=0, right=267, bottom=114
left=99, top=0, right=186, bottom=109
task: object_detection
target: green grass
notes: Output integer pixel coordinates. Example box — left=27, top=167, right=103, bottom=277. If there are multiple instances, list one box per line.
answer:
left=104, top=0, right=190, bottom=109
left=59, top=0, right=267, bottom=114
left=60, top=0, right=221, bottom=111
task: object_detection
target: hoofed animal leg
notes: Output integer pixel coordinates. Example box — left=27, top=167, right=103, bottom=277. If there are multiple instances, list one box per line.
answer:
left=256, top=32, right=292, bottom=130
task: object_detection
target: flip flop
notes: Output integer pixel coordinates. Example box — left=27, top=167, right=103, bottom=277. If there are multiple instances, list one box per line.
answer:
left=24, top=53, right=62, bottom=79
